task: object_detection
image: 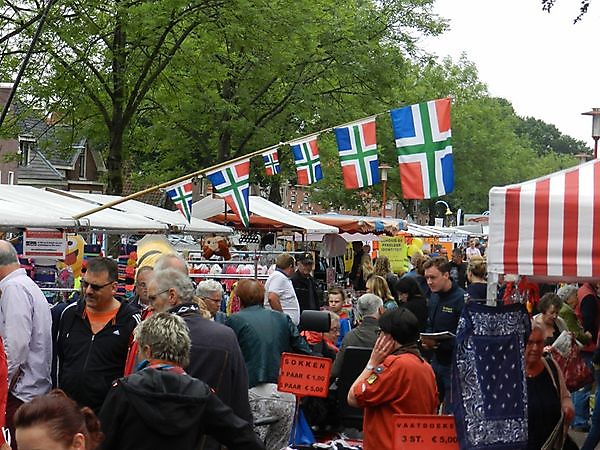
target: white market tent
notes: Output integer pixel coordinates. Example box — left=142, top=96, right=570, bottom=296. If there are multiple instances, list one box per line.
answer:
left=192, top=195, right=338, bottom=235
left=488, top=159, right=600, bottom=282
left=0, top=185, right=231, bottom=234
left=55, top=191, right=231, bottom=234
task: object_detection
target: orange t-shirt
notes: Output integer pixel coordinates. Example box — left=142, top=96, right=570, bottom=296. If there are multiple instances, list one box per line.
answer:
left=353, top=353, right=438, bottom=450
left=85, top=306, right=120, bottom=334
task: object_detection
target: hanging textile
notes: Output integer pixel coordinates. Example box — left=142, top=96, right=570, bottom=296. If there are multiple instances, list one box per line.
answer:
left=452, top=302, right=531, bottom=450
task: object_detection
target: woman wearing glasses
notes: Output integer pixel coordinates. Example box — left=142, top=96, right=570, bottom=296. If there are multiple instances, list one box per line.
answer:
left=347, top=308, right=438, bottom=450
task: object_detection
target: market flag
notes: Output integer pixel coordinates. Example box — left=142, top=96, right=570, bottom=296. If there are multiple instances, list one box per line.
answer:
left=262, top=148, right=281, bottom=176
left=206, top=159, right=251, bottom=227
left=290, top=136, right=323, bottom=185
left=165, top=180, right=194, bottom=223
left=390, top=97, right=454, bottom=199
left=334, top=117, right=380, bottom=189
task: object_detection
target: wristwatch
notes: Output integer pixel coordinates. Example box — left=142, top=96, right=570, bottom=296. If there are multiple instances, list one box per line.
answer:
left=366, top=364, right=375, bottom=371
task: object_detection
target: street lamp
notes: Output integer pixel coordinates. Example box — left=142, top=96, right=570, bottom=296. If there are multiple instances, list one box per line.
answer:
left=581, top=108, right=600, bottom=159
left=379, top=164, right=391, bottom=218
left=435, top=200, right=453, bottom=226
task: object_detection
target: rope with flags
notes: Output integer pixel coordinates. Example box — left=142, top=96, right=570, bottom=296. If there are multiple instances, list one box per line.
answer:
left=72, top=97, right=454, bottom=225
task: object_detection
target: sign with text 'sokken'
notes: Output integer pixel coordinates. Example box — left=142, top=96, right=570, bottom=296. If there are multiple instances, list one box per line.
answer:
left=394, top=414, right=459, bottom=449
left=278, top=353, right=332, bottom=398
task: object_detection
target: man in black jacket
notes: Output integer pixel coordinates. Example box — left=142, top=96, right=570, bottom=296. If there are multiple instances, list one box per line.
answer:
left=148, top=266, right=252, bottom=449
left=291, top=252, right=321, bottom=312
left=422, top=256, right=465, bottom=414
left=56, top=257, right=140, bottom=413
left=99, top=312, right=264, bottom=450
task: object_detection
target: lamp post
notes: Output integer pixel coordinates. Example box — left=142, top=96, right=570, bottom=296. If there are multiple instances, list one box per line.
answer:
left=435, top=200, right=452, bottom=226
left=582, top=108, right=600, bottom=159
left=379, top=164, right=391, bottom=218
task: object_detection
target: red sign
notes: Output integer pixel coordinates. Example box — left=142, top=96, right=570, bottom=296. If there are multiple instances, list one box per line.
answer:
left=394, top=414, right=459, bottom=449
left=23, top=228, right=66, bottom=258
left=277, top=352, right=332, bottom=398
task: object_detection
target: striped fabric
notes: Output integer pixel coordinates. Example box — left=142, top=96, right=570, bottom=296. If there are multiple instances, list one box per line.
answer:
left=488, top=159, right=600, bottom=280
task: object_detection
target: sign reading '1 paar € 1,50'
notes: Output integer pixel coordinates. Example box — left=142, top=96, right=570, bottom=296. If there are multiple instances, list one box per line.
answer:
left=278, top=353, right=332, bottom=398
left=394, top=414, right=459, bottom=449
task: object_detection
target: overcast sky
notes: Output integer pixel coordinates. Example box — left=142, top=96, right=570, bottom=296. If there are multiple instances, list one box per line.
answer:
left=420, top=0, right=600, bottom=148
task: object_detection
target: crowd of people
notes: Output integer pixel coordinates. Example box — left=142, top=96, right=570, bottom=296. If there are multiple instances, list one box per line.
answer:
left=0, top=236, right=598, bottom=450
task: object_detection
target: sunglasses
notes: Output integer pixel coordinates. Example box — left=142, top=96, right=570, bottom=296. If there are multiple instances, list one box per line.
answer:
left=81, top=280, right=114, bottom=291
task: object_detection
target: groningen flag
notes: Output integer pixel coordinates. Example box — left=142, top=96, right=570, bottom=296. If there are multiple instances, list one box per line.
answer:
left=334, top=117, right=380, bottom=189
left=166, top=180, right=194, bottom=223
left=390, top=97, right=454, bottom=199
left=206, top=159, right=251, bottom=227
left=262, top=148, right=281, bottom=176
left=290, top=136, right=323, bottom=185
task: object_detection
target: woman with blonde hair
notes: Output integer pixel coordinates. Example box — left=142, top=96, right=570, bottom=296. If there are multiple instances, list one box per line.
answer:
left=374, top=256, right=398, bottom=299
left=366, top=275, right=396, bottom=310
left=357, top=253, right=374, bottom=291
left=466, top=258, right=487, bottom=300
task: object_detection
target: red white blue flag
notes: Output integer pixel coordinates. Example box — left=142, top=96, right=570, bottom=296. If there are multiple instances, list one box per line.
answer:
left=390, top=97, right=454, bottom=199
left=290, top=136, right=323, bottom=185
left=262, top=148, right=281, bottom=176
left=206, top=159, right=251, bottom=227
left=334, top=117, right=380, bottom=189
left=166, top=180, right=194, bottom=223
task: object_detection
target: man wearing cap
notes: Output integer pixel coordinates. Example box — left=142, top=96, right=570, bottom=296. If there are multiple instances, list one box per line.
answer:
left=291, top=252, right=321, bottom=313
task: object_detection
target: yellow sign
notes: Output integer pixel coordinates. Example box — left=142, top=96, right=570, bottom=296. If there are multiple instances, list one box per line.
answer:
left=379, top=236, right=409, bottom=274
left=344, top=243, right=354, bottom=273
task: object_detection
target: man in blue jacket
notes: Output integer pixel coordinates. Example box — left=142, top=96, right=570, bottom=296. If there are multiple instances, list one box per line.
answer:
left=422, top=256, right=465, bottom=413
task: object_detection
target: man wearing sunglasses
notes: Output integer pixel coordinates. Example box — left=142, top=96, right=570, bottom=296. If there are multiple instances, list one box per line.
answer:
left=55, top=257, right=140, bottom=413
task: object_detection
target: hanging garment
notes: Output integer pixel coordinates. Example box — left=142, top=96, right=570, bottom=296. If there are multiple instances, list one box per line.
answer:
left=452, top=302, right=531, bottom=450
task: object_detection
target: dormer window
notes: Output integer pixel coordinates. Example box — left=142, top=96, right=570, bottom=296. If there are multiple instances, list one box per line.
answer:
left=78, top=149, right=86, bottom=179
left=18, top=137, right=35, bottom=166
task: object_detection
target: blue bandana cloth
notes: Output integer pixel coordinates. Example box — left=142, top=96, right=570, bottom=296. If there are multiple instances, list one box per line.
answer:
left=452, top=302, right=531, bottom=450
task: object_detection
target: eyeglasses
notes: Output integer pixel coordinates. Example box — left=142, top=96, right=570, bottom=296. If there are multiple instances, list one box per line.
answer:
left=148, top=288, right=170, bottom=303
left=81, top=280, right=114, bottom=291
left=202, top=296, right=222, bottom=303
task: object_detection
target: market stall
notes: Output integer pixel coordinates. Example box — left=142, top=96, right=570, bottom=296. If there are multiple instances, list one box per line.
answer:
left=192, top=195, right=338, bottom=234
left=309, top=212, right=405, bottom=234
left=488, top=159, right=600, bottom=282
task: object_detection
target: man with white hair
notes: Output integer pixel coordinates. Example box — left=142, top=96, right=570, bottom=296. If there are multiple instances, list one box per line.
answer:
left=0, top=240, right=52, bottom=445
left=331, top=293, right=384, bottom=379
left=148, top=268, right=251, bottom=450
left=196, top=280, right=226, bottom=323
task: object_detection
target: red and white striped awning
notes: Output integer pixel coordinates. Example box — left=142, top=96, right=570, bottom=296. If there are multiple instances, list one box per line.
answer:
left=488, top=159, right=600, bottom=281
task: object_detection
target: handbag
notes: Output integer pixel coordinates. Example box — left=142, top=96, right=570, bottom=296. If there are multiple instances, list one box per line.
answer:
left=549, top=332, right=593, bottom=391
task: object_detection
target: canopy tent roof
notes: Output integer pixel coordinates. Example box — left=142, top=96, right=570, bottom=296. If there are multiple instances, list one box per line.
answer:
left=0, top=185, right=231, bottom=234
left=192, top=196, right=338, bottom=234
left=55, top=191, right=231, bottom=234
left=488, top=160, right=600, bottom=281
left=308, top=213, right=406, bottom=234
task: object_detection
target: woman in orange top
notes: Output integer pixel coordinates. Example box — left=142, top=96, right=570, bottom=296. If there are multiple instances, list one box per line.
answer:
left=348, top=308, right=438, bottom=450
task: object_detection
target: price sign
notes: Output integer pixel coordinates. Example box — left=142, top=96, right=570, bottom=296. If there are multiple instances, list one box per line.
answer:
left=23, top=228, right=66, bottom=258
left=278, top=353, right=332, bottom=398
left=394, top=414, right=459, bottom=449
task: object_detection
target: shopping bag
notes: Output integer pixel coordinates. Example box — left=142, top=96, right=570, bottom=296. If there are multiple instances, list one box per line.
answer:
left=548, top=333, right=593, bottom=392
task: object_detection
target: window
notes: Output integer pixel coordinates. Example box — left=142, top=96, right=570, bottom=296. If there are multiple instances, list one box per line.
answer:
left=18, top=137, right=35, bottom=166
left=78, top=149, right=86, bottom=178
left=8, top=171, right=14, bottom=185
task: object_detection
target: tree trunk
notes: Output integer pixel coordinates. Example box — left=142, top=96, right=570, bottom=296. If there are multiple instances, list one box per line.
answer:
left=107, top=3, right=126, bottom=195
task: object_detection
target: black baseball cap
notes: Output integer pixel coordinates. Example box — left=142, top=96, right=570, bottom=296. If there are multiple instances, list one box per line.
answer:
left=298, top=252, right=314, bottom=264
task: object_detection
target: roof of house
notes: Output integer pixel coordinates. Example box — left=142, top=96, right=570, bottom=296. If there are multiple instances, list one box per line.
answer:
left=17, top=149, right=65, bottom=182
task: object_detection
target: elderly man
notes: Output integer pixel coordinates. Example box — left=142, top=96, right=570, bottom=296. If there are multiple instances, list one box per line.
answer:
left=227, top=279, right=310, bottom=450
left=331, top=293, right=383, bottom=380
left=56, top=257, right=140, bottom=413
left=148, top=268, right=251, bottom=449
left=291, top=252, right=321, bottom=313
left=264, top=253, right=300, bottom=325
left=196, top=280, right=226, bottom=323
left=99, top=313, right=265, bottom=450
left=129, top=266, right=153, bottom=313
left=0, top=240, right=52, bottom=445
